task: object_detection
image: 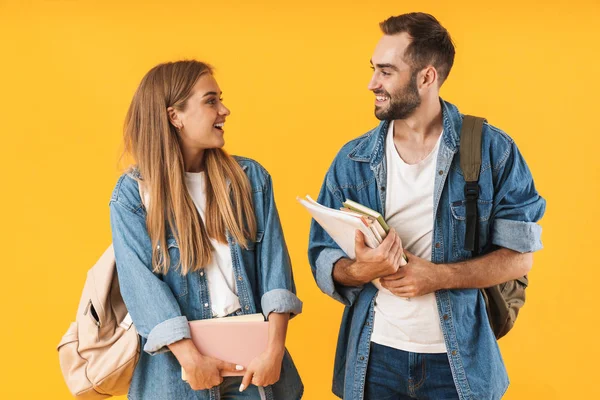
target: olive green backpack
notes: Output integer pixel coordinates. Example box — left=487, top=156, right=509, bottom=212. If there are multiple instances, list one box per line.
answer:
left=459, top=115, right=528, bottom=340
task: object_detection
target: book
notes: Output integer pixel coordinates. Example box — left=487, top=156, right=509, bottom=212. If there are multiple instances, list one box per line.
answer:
left=370, top=219, right=387, bottom=240
left=368, top=221, right=383, bottom=243
left=342, top=199, right=390, bottom=233
left=181, top=313, right=268, bottom=380
left=343, top=210, right=387, bottom=240
left=297, top=195, right=380, bottom=257
left=300, top=195, right=407, bottom=264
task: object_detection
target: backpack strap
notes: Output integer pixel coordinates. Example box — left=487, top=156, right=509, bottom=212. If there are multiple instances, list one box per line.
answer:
left=459, top=115, right=486, bottom=254
left=116, top=180, right=146, bottom=331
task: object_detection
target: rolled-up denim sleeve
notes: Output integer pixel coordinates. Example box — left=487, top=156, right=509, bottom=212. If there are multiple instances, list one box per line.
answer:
left=491, top=142, right=546, bottom=253
left=109, top=184, right=190, bottom=355
left=308, top=170, right=363, bottom=307
left=257, top=174, right=303, bottom=319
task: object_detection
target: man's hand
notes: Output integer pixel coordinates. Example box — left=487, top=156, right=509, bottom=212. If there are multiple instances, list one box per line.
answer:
left=350, top=229, right=405, bottom=284
left=379, top=250, right=448, bottom=297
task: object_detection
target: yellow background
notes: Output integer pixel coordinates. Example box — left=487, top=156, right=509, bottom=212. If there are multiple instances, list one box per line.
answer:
left=1, top=0, right=598, bottom=398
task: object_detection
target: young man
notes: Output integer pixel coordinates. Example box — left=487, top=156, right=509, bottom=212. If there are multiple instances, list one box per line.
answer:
left=308, top=12, right=545, bottom=400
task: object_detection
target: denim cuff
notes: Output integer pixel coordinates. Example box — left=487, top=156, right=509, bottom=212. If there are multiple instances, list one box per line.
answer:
left=261, top=289, right=303, bottom=320
left=492, top=218, right=543, bottom=253
left=315, top=248, right=362, bottom=306
left=143, top=316, right=191, bottom=355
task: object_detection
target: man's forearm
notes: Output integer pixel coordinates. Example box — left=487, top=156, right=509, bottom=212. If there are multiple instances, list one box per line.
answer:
left=333, top=258, right=367, bottom=287
left=441, top=247, right=533, bottom=289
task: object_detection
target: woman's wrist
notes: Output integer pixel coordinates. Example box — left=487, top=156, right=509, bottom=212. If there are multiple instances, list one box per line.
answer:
left=266, top=342, right=285, bottom=359
left=168, top=338, right=202, bottom=370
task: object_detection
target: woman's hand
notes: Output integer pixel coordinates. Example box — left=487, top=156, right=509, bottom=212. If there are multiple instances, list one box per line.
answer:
left=183, top=354, right=243, bottom=391
left=239, top=347, right=284, bottom=391
left=169, top=338, right=243, bottom=391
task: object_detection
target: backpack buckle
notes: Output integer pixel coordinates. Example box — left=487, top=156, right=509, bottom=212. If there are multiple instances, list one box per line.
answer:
left=464, top=181, right=479, bottom=200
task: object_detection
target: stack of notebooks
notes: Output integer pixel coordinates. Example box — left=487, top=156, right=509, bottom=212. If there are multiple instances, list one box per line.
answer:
left=298, top=195, right=406, bottom=264
left=340, top=199, right=390, bottom=244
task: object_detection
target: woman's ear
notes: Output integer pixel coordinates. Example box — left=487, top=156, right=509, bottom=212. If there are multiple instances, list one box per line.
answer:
left=167, top=106, right=182, bottom=130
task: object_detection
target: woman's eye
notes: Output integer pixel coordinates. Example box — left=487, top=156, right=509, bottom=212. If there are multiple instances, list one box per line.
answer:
left=207, top=98, right=223, bottom=105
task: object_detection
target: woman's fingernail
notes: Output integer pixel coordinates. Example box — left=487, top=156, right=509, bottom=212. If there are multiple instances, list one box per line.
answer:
left=239, top=384, right=245, bottom=392
left=236, top=365, right=244, bottom=371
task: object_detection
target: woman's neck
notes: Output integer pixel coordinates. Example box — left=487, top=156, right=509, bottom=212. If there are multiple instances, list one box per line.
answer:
left=182, top=147, right=206, bottom=173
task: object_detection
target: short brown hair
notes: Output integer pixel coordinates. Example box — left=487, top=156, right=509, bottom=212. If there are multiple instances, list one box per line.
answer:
left=380, top=12, right=455, bottom=85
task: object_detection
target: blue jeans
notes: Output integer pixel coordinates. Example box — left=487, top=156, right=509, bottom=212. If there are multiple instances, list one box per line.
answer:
left=365, top=342, right=459, bottom=400
left=220, top=376, right=265, bottom=399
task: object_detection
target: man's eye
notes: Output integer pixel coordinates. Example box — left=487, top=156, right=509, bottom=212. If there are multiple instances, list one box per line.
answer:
left=381, top=71, right=390, bottom=76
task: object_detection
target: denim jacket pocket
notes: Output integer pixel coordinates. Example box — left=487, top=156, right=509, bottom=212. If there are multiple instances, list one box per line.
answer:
left=161, top=236, right=188, bottom=298
left=450, top=199, right=493, bottom=260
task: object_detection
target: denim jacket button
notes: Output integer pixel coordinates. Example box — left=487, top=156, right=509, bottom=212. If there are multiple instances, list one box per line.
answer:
left=443, top=314, right=449, bottom=320
left=238, top=276, right=243, bottom=281
left=359, top=356, right=365, bottom=361
left=244, top=305, right=249, bottom=310
left=200, top=271, right=204, bottom=277
left=204, top=303, right=209, bottom=308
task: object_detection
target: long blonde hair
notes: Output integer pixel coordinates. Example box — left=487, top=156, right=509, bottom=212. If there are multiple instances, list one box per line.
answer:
left=123, top=60, right=256, bottom=275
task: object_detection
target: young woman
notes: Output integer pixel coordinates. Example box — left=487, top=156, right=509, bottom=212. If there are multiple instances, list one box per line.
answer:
left=109, top=60, right=303, bottom=399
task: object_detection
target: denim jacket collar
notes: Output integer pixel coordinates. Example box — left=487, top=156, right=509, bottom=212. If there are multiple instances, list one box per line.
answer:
left=125, top=164, right=249, bottom=182
left=347, top=98, right=462, bottom=166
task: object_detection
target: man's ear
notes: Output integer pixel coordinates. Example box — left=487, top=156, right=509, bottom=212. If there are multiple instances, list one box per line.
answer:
left=419, top=66, right=438, bottom=89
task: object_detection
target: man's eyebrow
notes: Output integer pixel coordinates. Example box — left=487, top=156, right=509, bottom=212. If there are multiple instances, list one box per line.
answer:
left=371, top=61, right=399, bottom=71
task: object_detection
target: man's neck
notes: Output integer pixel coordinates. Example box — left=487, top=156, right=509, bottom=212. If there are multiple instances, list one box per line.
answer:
left=393, top=97, right=443, bottom=144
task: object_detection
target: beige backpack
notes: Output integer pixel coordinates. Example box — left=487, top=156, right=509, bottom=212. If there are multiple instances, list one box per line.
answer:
left=57, top=182, right=144, bottom=398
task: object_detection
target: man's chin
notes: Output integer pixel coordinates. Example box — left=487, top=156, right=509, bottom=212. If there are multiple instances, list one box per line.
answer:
left=374, top=106, right=389, bottom=121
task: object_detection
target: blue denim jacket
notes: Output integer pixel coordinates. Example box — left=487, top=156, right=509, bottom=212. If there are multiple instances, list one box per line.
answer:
left=109, top=156, right=303, bottom=400
left=308, top=99, right=546, bottom=400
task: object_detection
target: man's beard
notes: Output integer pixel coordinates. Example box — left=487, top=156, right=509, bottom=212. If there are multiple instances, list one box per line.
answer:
left=374, top=71, right=421, bottom=121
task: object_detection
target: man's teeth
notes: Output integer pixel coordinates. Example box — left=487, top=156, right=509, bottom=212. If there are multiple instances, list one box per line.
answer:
left=214, top=123, right=224, bottom=128
left=376, top=96, right=388, bottom=101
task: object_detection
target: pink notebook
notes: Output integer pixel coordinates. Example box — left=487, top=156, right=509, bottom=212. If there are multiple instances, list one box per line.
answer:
left=182, top=313, right=269, bottom=379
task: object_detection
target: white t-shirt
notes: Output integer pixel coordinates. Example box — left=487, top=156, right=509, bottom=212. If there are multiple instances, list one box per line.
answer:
left=185, top=172, right=241, bottom=318
left=370, top=121, right=447, bottom=353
